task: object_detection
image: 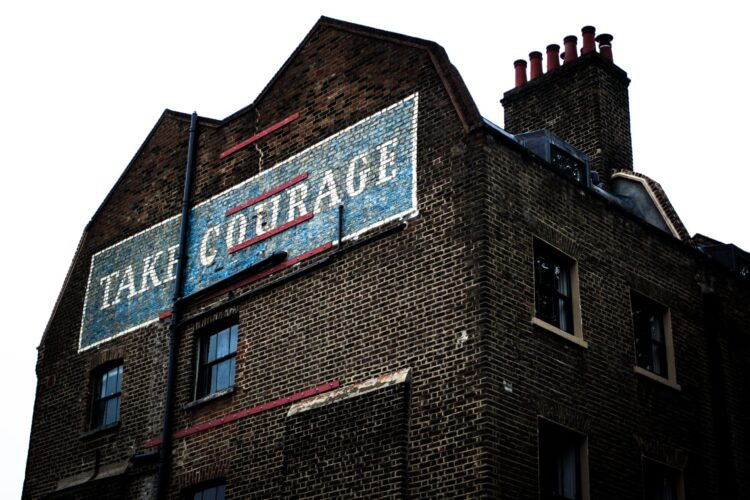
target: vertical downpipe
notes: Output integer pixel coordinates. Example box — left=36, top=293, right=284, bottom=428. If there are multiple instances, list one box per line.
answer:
left=156, top=112, right=198, bottom=500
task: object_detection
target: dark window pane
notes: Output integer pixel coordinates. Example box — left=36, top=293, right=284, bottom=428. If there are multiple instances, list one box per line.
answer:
left=105, top=369, right=118, bottom=396
left=99, top=372, right=109, bottom=398
left=92, top=401, right=105, bottom=428
left=650, top=314, right=664, bottom=342
left=644, top=460, right=679, bottom=500
left=230, top=326, right=238, bottom=353
left=91, top=363, right=122, bottom=429
left=199, top=374, right=209, bottom=399
left=207, top=334, right=217, bottom=363
left=540, top=421, right=582, bottom=500
left=105, top=397, right=117, bottom=425
left=191, top=484, right=225, bottom=500
left=217, top=328, right=229, bottom=358
left=210, top=364, right=218, bottom=395
left=551, top=145, right=586, bottom=184
left=197, top=323, right=238, bottom=399
left=534, top=244, right=574, bottom=333
left=558, top=297, right=571, bottom=333
left=632, top=293, right=668, bottom=377
left=651, top=342, right=665, bottom=376
left=216, top=360, right=230, bottom=391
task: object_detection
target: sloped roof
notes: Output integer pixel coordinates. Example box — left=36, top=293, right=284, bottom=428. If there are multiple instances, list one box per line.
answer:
left=38, top=110, right=203, bottom=350
left=611, top=170, right=691, bottom=241
left=221, top=16, right=483, bottom=131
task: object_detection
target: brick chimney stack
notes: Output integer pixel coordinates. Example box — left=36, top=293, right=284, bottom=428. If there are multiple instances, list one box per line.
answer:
left=501, top=26, right=632, bottom=187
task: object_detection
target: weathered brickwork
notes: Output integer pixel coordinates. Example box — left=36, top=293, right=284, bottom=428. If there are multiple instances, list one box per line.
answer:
left=25, top=17, right=749, bottom=500
left=478, top=136, right=749, bottom=498
left=284, top=380, right=409, bottom=497
left=79, top=93, right=418, bottom=350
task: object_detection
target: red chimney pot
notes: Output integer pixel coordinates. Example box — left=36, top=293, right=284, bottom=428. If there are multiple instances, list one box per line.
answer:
left=595, top=33, right=614, bottom=61
left=563, top=35, right=578, bottom=63
left=581, top=26, right=596, bottom=55
left=514, top=59, right=528, bottom=87
left=529, top=51, right=543, bottom=80
left=546, top=44, right=560, bottom=72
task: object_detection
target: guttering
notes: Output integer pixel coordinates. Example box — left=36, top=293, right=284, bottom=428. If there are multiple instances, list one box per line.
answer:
left=156, top=111, right=198, bottom=500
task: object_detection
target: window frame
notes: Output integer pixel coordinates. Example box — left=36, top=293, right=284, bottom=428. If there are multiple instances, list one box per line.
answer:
left=629, top=291, right=680, bottom=390
left=642, top=457, right=684, bottom=500
left=183, top=480, right=226, bottom=500
left=193, top=320, right=239, bottom=402
left=89, top=361, right=123, bottom=431
left=532, top=238, right=586, bottom=348
left=538, top=418, right=590, bottom=500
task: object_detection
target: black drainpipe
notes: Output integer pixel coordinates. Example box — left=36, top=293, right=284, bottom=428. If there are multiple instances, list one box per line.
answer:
left=156, top=111, right=198, bottom=499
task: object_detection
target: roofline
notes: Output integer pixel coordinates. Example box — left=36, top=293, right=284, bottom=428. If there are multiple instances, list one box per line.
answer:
left=89, top=16, right=485, bottom=229
left=478, top=119, right=703, bottom=257
left=611, top=171, right=684, bottom=241
left=37, top=228, right=89, bottom=351
left=86, top=110, right=218, bottom=230
left=39, top=17, right=489, bottom=350
left=220, top=16, right=483, bottom=132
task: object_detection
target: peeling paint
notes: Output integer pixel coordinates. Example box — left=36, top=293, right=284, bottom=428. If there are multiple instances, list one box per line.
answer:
left=79, top=94, right=418, bottom=350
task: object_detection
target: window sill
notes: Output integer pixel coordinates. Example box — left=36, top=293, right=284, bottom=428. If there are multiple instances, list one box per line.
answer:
left=531, top=317, right=588, bottom=348
left=80, top=421, right=120, bottom=440
left=183, top=386, right=235, bottom=411
left=633, top=366, right=681, bottom=391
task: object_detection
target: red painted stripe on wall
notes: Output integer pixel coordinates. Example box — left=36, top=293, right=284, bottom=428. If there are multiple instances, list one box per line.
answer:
left=228, top=212, right=314, bottom=254
left=219, top=112, right=300, bottom=159
left=225, top=172, right=309, bottom=217
left=143, top=379, right=340, bottom=448
left=194, top=241, right=333, bottom=305
left=158, top=310, right=173, bottom=320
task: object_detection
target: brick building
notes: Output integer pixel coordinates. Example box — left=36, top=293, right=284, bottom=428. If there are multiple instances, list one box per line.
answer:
left=24, top=17, right=749, bottom=499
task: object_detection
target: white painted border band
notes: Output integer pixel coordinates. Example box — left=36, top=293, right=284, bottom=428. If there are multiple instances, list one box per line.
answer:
left=78, top=93, right=419, bottom=352
left=287, top=367, right=411, bottom=417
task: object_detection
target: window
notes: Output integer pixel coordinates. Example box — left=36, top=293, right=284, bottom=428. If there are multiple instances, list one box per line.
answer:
left=630, top=291, right=678, bottom=387
left=196, top=322, right=238, bottom=400
left=551, top=144, right=587, bottom=185
left=533, top=239, right=584, bottom=346
left=643, top=459, right=683, bottom=500
left=90, top=363, right=122, bottom=430
left=539, top=419, right=589, bottom=500
left=188, top=482, right=226, bottom=500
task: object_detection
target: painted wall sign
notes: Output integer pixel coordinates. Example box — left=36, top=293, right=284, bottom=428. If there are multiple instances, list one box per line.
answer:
left=79, top=93, right=418, bottom=350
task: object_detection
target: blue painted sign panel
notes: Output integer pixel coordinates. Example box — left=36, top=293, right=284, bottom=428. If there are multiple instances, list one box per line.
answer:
left=79, top=93, right=418, bottom=350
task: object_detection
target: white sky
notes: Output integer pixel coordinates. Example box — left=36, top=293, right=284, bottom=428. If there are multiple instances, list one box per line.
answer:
left=1, top=1, right=748, bottom=497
